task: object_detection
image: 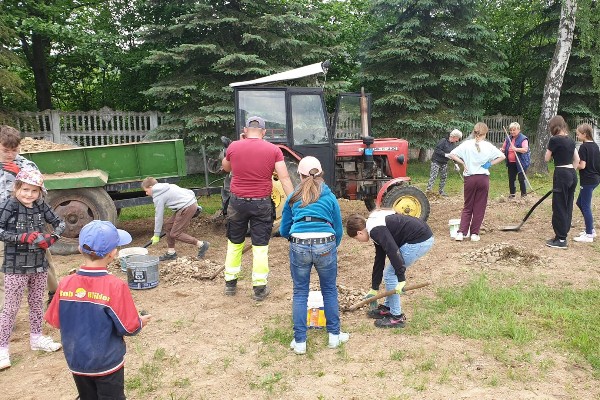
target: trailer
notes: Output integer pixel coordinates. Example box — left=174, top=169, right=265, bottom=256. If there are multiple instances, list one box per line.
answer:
left=21, top=139, right=219, bottom=255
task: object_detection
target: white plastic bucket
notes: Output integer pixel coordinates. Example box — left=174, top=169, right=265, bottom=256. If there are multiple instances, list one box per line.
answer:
left=118, top=247, right=149, bottom=272
left=449, top=219, right=461, bottom=238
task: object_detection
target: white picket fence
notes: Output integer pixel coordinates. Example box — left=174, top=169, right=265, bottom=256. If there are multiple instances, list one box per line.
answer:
left=0, top=107, right=162, bottom=146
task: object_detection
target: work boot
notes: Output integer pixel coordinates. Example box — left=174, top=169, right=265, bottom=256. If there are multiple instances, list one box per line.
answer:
left=374, top=313, right=407, bottom=329
left=197, top=241, right=210, bottom=259
left=224, top=279, right=237, bottom=296
left=159, top=252, right=177, bottom=261
left=252, top=285, right=270, bottom=301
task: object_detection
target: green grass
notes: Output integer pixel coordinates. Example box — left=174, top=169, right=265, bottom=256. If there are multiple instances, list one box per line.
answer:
left=408, top=275, right=600, bottom=372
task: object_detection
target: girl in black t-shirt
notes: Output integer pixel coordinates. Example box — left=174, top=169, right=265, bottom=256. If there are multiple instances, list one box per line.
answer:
left=574, top=123, right=600, bottom=242
left=544, top=116, right=580, bottom=248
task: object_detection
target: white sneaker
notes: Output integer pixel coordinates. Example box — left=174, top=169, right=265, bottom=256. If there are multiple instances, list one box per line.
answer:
left=470, top=234, right=481, bottom=242
left=0, top=348, right=10, bottom=370
left=578, top=230, right=597, bottom=238
left=31, top=335, right=62, bottom=352
left=290, top=339, right=306, bottom=355
left=455, top=232, right=464, bottom=241
left=328, top=332, right=350, bottom=349
left=574, top=234, right=594, bottom=243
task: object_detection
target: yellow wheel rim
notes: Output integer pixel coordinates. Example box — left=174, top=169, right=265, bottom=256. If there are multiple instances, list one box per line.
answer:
left=392, top=195, right=422, bottom=217
left=271, top=179, right=286, bottom=219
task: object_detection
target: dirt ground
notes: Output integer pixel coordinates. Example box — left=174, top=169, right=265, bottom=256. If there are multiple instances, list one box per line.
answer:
left=4, top=193, right=600, bottom=400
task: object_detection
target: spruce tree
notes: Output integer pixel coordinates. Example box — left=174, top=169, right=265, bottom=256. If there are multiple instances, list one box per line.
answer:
left=359, top=0, right=508, bottom=151
left=141, top=0, right=340, bottom=151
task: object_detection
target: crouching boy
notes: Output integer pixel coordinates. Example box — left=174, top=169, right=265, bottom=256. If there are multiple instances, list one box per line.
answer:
left=45, top=220, right=151, bottom=400
left=141, top=177, right=209, bottom=261
left=346, top=211, right=434, bottom=328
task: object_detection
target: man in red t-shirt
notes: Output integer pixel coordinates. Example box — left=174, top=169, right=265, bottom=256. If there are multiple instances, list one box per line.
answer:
left=221, top=116, right=294, bottom=300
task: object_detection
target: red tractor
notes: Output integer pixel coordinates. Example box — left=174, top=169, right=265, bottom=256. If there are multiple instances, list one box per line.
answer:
left=229, top=61, right=430, bottom=220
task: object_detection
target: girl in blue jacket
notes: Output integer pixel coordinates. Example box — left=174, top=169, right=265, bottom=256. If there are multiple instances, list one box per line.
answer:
left=280, top=156, right=347, bottom=355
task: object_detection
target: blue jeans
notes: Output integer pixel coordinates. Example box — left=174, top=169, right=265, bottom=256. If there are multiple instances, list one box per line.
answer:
left=289, top=241, right=339, bottom=343
left=576, top=183, right=599, bottom=234
left=383, top=236, right=434, bottom=315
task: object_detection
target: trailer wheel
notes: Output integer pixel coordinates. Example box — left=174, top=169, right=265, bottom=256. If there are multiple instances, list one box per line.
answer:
left=47, top=188, right=118, bottom=255
left=381, top=185, right=430, bottom=221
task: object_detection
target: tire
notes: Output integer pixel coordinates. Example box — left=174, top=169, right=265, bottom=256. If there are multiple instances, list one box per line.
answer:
left=364, top=199, right=376, bottom=211
left=46, top=188, right=118, bottom=255
left=285, top=159, right=301, bottom=188
left=381, top=185, right=430, bottom=221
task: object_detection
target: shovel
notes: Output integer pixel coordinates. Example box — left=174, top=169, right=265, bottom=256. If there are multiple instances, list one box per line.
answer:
left=503, top=126, right=535, bottom=194
left=344, top=282, right=431, bottom=312
left=500, top=189, right=552, bottom=231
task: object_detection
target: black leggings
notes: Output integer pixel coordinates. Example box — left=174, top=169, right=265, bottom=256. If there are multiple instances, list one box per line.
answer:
left=507, top=162, right=527, bottom=195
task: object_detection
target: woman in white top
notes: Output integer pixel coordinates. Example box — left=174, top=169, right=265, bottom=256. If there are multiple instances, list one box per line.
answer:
left=448, top=122, right=505, bottom=242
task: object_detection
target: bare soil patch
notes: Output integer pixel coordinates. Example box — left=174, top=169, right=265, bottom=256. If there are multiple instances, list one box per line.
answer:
left=4, top=193, right=600, bottom=399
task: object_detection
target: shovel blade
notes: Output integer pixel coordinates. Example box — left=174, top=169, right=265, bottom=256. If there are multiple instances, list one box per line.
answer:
left=500, top=224, right=522, bottom=231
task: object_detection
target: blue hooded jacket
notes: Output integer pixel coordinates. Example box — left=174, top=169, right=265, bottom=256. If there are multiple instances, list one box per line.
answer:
left=279, top=183, right=343, bottom=247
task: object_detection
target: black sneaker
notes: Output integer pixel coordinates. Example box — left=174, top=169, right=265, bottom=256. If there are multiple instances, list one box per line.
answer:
left=546, top=238, right=567, bottom=249
left=197, top=241, right=210, bottom=259
left=374, top=313, right=407, bottom=328
left=224, top=279, right=237, bottom=296
left=252, top=285, right=270, bottom=301
left=159, top=252, right=177, bottom=261
left=367, top=304, right=391, bottom=319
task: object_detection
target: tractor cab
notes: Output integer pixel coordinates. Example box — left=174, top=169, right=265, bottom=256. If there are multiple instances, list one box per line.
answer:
left=233, top=86, right=337, bottom=189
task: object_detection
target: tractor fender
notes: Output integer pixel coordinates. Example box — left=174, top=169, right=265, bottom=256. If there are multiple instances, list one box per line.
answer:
left=375, top=177, right=411, bottom=207
left=276, top=145, right=302, bottom=161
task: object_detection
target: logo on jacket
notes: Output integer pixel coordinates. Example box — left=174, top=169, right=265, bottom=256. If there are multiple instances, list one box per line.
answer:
left=75, top=288, right=87, bottom=298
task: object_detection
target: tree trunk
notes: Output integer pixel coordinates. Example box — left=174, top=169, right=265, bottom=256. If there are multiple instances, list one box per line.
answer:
left=530, top=0, right=577, bottom=174
left=21, top=33, right=53, bottom=111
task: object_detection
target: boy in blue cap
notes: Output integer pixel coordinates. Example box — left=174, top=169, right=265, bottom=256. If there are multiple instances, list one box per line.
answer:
left=45, top=220, right=151, bottom=400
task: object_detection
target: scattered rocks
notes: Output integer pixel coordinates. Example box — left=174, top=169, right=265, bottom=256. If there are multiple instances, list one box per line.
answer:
left=20, top=137, right=74, bottom=152
left=160, top=257, right=223, bottom=284
left=309, top=283, right=365, bottom=311
left=461, top=242, right=550, bottom=267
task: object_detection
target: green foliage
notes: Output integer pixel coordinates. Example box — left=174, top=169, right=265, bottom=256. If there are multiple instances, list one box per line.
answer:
left=359, top=0, right=509, bottom=149
left=141, top=0, right=343, bottom=151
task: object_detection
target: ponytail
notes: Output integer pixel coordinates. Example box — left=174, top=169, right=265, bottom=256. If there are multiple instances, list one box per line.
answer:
left=289, top=169, right=324, bottom=207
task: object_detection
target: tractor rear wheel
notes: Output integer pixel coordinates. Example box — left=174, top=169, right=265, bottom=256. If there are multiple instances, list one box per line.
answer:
left=381, top=185, right=430, bottom=221
left=46, top=188, right=118, bottom=255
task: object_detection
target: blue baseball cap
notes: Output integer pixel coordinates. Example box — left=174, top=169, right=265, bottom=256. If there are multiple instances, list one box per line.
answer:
left=79, top=220, right=132, bottom=258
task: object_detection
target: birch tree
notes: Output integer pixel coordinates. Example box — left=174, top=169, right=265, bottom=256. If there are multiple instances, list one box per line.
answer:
left=531, top=0, right=577, bottom=173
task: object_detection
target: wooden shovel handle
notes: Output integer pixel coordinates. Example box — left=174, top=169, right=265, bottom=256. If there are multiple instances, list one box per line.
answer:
left=347, top=282, right=431, bottom=311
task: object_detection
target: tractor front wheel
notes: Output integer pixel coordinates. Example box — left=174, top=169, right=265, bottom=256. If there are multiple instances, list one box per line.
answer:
left=381, top=185, right=430, bottom=221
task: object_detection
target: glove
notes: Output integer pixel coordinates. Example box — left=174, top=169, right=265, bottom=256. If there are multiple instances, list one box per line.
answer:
left=2, top=162, right=20, bottom=176
left=33, top=233, right=57, bottom=250
left=18, top=231, right=40, bottom=244
left=481, top=161, right=492, bottom=169
left=454, top=163, right=460, bottom=172
left=151, top=235, right=160, bottom=245
left=363, top=289, right=378, bottom=310
left=395, top=281, right=406, bottom=294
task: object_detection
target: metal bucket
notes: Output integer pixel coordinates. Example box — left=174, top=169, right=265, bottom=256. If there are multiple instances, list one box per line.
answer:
left=118, top=247, right=149, bottom=272
left=126, top=255, right=159, bottom=290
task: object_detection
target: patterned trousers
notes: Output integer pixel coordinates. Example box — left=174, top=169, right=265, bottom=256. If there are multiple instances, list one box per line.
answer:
left=427, top=162, right=448, bottom=193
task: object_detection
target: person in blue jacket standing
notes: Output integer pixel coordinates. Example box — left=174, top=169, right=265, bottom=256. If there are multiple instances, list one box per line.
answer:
left=501, top=122, right=531, bottom=198
left=279, top=156, right=347, bottom=355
